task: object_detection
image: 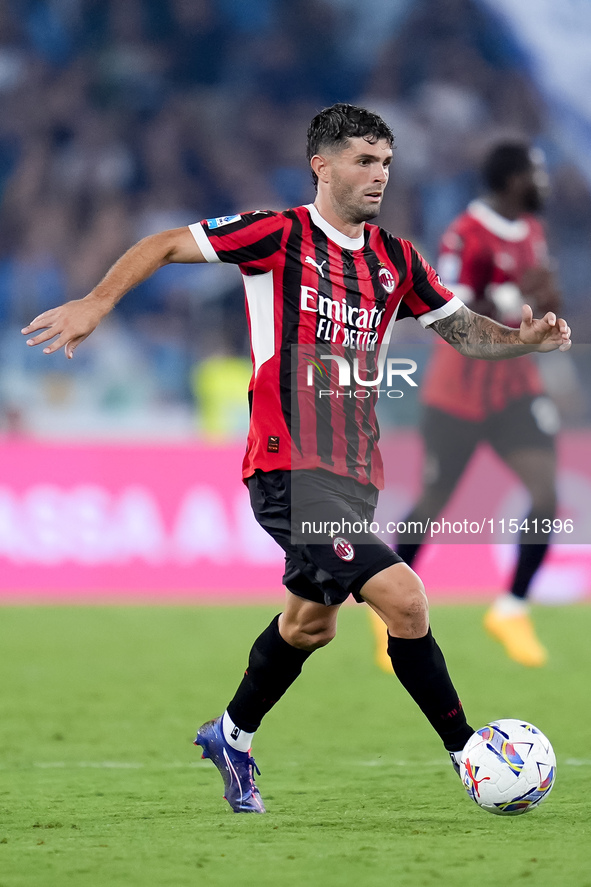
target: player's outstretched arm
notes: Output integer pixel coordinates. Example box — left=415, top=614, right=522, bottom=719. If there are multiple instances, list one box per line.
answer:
left=22, top=227, right=205, bottom=359
left=430, top=304, right=571, bottom=360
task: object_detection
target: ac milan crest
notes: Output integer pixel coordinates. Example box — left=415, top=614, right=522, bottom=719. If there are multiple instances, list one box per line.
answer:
left=378, top=267, right=395, bottom=294
left=333, top=536, right=355, bottom=561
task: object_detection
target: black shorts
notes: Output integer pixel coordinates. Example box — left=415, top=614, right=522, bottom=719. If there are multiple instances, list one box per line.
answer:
left=247, top=468, right=401, bottom=607
left=422, top=395, right=557, bottom=488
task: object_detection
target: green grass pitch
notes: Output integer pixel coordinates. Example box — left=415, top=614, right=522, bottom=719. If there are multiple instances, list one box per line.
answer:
left=0, top=602, right=590, bottom=887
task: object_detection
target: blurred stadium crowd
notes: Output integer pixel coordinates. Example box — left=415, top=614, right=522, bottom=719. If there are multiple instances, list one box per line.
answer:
left=0, top=0, right=589, bottom=438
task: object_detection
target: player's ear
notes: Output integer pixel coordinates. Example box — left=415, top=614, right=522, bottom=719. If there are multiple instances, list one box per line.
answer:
left=310, top=154, right=330, bottom=185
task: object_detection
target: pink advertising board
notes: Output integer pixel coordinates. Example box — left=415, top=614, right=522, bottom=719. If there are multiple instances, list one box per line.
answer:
left=0, top=433, right=589, bottom=602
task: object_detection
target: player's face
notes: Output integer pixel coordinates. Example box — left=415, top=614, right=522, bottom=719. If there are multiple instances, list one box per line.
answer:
left=324, top=137, right=393, bottom=224
left=521, top=155, right=549, bottom=213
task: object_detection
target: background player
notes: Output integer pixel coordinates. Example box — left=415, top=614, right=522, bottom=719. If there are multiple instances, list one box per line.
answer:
left=21, top=107, right=571, bottom=814
left=391, top=142, right=561, bottom=668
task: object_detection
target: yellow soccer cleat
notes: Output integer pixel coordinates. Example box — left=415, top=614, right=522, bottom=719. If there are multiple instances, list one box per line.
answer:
left=368, top=608, right=394, bottom=673
left=483, top=607, right=548, bottom=667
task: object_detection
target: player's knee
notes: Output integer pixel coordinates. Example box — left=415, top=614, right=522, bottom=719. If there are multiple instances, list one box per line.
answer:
left=306, top=625, right=337, bottom=650
left=373, top=567, right=429, bottom=637
left=282, top=619, right=337, bottom=651
left=396, top=583, right=429, bottom=631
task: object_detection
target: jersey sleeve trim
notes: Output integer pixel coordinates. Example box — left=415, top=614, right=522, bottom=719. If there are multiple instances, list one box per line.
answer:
left=188, top=222, right=221, bottom=264
left=418, top=295, right=465, bottom=328
left=446, top=283, right=475, bottom=304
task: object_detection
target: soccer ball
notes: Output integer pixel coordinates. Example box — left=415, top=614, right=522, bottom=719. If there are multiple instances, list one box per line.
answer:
left=460, top=719, right=556, bottom=815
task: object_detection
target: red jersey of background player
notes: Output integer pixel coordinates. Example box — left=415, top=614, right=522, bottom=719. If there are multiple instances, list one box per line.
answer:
left=421, top=199, right=549, bottom=420
left=190, top=204, right=461, bottom=488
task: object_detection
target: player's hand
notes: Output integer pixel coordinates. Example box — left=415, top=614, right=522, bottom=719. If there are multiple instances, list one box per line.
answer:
left=21, top=297, right=107, bottom=359
left=519, top=303, right=571, bottom=352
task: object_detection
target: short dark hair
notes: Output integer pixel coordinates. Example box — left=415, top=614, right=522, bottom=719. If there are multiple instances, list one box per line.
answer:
left=306, top=103, right=394, bottom=188
left=482, top=142, right=533, bottom=193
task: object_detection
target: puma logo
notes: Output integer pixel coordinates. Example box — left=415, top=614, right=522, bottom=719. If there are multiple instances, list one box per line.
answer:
left=464, top=757, right=491, bottom=797
left=305, top=256, right=327, bottom=278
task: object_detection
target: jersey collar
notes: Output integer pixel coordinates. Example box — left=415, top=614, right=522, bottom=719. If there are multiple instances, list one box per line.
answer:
left=468, top=200, right=530, bottom=242
left=306, top=203, right=365, bottom=251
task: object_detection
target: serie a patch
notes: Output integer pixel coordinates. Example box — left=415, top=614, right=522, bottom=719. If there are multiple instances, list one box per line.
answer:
left=206, top=214, right=241, bottom=229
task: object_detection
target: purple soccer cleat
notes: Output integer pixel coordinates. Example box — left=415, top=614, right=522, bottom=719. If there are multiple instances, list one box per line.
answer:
left=194, top=717, right=266, bottom=814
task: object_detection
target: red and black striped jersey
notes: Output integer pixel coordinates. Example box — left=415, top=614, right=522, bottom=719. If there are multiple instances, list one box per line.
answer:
left=190, top=203, right=461, bottom=488
left=422, top=201, right=547, bottom=420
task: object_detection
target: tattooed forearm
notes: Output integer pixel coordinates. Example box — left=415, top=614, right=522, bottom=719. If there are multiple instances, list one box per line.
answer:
left=430, top=306, right=532, bottom=360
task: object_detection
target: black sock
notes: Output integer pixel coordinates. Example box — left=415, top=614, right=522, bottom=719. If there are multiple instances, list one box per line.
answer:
left=510, top=510, right=553, bottom=599
left=510, top=543, right=549, bottom=599
left=226, top=615, right=311, bottom=733
left=387, top=628, right=473, bottom=751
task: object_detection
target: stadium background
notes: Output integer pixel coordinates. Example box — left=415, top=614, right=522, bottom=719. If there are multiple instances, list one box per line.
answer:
left=0, top=0, right=590, bottom=601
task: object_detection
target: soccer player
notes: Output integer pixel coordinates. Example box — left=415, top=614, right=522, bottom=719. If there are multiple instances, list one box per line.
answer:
left=22, top=106, right=571, bottom=813
left=394, top=142, right=561, bottom=668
